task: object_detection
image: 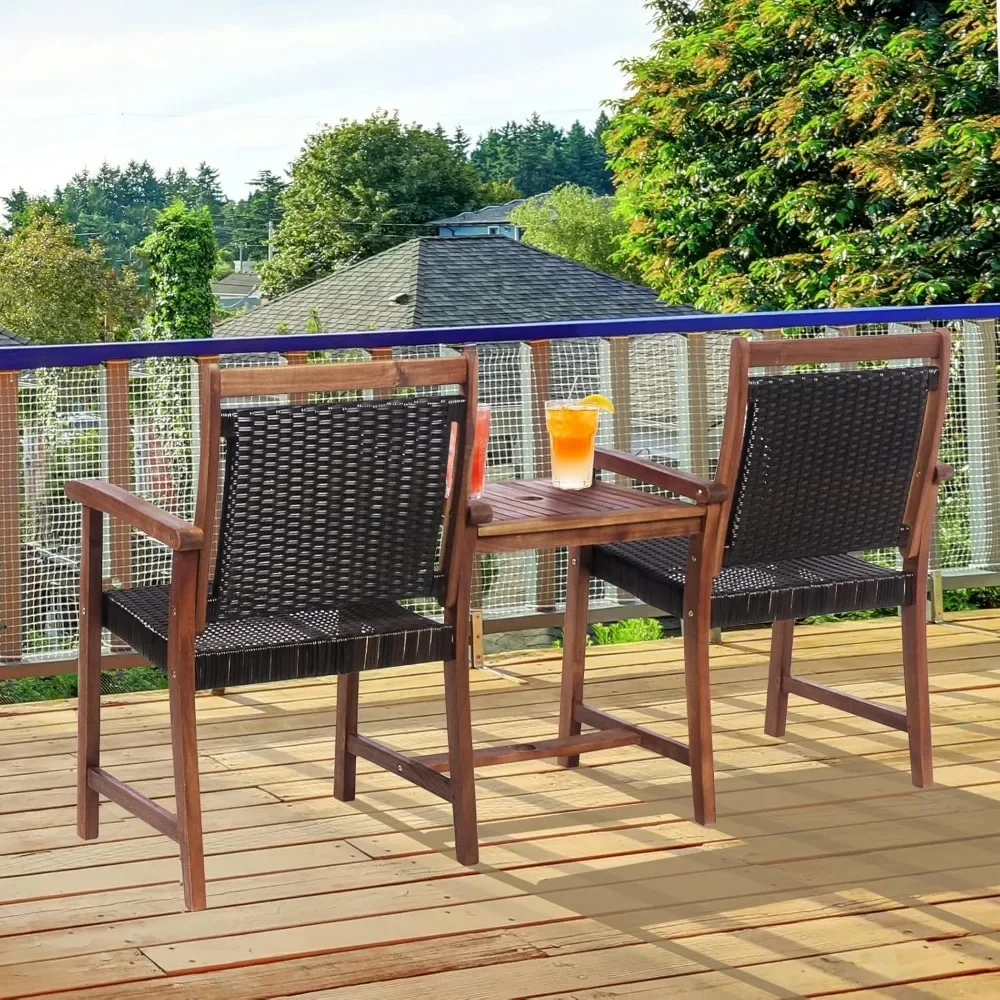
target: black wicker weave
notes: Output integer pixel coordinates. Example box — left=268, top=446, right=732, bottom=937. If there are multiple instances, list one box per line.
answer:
left=592, top=538, right=915, bottom=630
left=102, top=394, right=464, bottom=688
left=593, top=367, right=936, bottom=628
left=104, top=585, right=453, bottom=689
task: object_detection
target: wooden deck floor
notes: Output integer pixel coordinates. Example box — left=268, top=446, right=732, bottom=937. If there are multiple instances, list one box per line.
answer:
left=4, top=614, right=1000, bottom=998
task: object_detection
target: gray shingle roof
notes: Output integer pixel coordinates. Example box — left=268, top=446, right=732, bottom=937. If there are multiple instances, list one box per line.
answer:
left=428, top=199, right=530, bottom=227
left=215, top=237, right=695, bottom=338
left=211, top=270, right=261, bottom=294
left=0, top=326, right=26, bottom=347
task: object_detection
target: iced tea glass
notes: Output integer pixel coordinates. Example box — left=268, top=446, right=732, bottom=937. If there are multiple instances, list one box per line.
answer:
left=469, top=404, right=491, bottom=498
left=545, top=401, right=600, bottom=490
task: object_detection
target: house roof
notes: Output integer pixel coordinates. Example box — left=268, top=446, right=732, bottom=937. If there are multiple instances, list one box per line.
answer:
left=428, top=199, right=532, bottom=227
left=214, top=236, right=695, bottom=338
left=0, top=326, right=26, bottom=347
left=211, top=270, right=261, bottom=294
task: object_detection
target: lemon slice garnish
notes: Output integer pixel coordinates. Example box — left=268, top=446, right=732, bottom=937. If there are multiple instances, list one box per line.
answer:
left=580, top=393, right=615, bottom=414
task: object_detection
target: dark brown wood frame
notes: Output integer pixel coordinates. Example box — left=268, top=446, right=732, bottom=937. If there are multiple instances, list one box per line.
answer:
left=555, top=330, right=952, bottom=829
left=67, top=348, right=480, bottom=911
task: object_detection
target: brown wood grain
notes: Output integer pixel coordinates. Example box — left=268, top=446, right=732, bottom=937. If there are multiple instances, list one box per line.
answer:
left=105, top=361, right=132, bottom=590
left=574, top=703, right=692, bottom=767
left=77, top=505, right=103, bottom=841
left=558, top=546, right=591, bottom=768
left=348, top=734, right=452, bottom=802
left=65, top=480, right=203, bottom=552
left=764, top=619, right=795, bottom=738
left=748, top=331, right=944, bottom=367
left=193, top=359, right=221, bottom=631
left=334, top=673, right=360, bottom=802
left=88, top=768, right=179, bottom=841
left=417, top=728, right=641, bottom=772
left=784, top=676, right=908, bottom=732
left=219, top=357, right=468, bottom=397
left=594, top=448, right=726, bottom=504
left=0, top=370, right=20, bottom=660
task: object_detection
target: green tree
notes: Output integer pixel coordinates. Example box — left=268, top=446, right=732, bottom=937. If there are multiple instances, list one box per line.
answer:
left=471, top=114, right=613, bottom=196
left=140, top=200, right=218, bottom=339
left=260, top=112, right=480, bottom=296
left=224, top=170, right=286, bottom=263
left=510, top=184, right=638, bottom=281
left=608, top=0, right=1000, bottom=310
left=0, top=212, right=143, bottom=343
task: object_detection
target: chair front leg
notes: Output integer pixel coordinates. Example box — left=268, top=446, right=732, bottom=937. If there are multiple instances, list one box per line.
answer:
left=167, top=549, right=207, bottom=911
left=764, top=619, right=795, bottom=738
left=683, top=531, right=716, bottom=825
left=77, top=506, right=104, bottom=841
left=558, top=546, right=591, bottom=768
left=901, top=568, right=933, bottom=788
left=444, top=559, right=479, bottom=866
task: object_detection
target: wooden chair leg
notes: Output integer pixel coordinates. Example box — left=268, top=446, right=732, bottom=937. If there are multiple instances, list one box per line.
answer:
left=558, top=546, right=590, bottom=768
left=764, top=619, right=795, bottom=738
left=683, top=535, right=716, bottom=825
left=167, top=551, right=206, bottom=911
left=334, top=673, right=360, bottom=802
left=77, top=506, right=103, bottom=841
left=902, top=599, right=933, bottom=788
left=444, top=584, right=479, bottom=865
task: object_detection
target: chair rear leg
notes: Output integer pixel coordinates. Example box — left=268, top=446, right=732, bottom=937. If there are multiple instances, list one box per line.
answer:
left=901, top=600, right=933, bottom=788
left=77, top=506, right=103, bottom=840
left=558, top=547, right=590, bottom=768
left=764, top=619, right=795, bottom=738
left=334, top=673, right=360, bottom=801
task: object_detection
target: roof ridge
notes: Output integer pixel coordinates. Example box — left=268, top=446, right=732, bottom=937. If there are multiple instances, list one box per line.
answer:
left=214, top=240, right=417, bottom=333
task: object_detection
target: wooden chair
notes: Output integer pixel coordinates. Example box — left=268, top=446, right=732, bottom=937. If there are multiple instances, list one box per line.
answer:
left=566, top=331, right=951, bottom=824
left=67, top=349, right=483, bottom=910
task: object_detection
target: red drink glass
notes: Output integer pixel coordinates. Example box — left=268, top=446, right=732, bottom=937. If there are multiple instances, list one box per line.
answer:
left=469, top=404, right=491, bottom=498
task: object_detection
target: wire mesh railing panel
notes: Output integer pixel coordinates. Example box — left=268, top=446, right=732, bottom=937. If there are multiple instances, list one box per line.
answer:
left=1, top=321, right=996, bottom=675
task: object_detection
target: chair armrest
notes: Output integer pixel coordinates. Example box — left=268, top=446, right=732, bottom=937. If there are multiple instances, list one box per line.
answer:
left=934, top=463, right=954, bottom=484
left=468, top=498, right=493, bottom=526
left=65, top=479, right=204, bottom=552
left=593, top=448, right=727, bottom=504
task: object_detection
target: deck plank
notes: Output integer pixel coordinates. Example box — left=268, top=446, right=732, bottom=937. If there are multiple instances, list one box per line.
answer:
left=1, top=615, right=999, bottom=998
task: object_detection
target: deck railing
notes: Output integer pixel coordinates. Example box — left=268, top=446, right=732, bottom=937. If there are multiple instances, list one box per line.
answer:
left=2, top=303, right=999, bottom=677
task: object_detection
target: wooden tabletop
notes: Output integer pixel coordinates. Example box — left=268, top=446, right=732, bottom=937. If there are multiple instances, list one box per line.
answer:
left=476, top=479, right=706, bottom=552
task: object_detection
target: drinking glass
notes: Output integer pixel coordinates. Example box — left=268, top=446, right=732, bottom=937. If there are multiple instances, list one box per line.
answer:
left=469, top=404, right=491, bottom=498
left=545, top=401, right=599, bottom=490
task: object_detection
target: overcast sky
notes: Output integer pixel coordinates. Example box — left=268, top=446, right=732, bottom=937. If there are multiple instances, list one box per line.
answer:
left=0, top=0, right=656, bottom=204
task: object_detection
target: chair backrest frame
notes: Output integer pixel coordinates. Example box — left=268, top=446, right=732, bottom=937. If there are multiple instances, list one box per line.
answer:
left=709, top=330, right=951, bottom=575
left=191, top=349, right=478, bottom=630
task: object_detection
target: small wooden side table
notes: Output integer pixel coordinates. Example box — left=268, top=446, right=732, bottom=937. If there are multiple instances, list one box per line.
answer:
left=433, top=479, right=714, bottom=823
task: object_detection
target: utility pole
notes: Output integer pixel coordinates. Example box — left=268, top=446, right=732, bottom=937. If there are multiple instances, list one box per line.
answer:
left=267, top=220, right=275, bottom=260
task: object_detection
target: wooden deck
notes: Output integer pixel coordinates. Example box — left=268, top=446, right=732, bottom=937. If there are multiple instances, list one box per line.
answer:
left=3, top=613, right=1000, bottom=998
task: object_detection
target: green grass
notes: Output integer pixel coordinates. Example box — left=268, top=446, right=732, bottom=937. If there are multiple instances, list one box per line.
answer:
left=0, top=666, right=168, bottom=705
left=552, top=616, right=664, bottom=648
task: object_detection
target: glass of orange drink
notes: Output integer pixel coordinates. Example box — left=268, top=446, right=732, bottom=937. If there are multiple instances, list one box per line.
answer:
left=545, top=394, right=614, bottom=490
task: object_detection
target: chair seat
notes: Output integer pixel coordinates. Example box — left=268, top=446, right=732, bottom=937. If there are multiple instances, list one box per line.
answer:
left=592, top=538, right=915, bottom=629
left=103, top=586, right=453, bottom=690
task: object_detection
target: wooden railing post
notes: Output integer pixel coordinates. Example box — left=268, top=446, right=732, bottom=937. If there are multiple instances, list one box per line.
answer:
left=609, top=337, right=633, bottom=485
left=0, top=370, right=21, bottom=661
left=529, top=340, right=557, bottom=611
left=284, top=351, right=310, bottom=405
left=105, top=361, right=132, bottom=590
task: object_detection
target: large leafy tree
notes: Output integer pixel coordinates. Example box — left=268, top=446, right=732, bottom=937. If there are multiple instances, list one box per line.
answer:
left=223, top=170, right=287, bottom=263
left=608, top=0, right=1000, bottom=310
left=260, top=112, right=481, bottom=296
left=0, top=208, right=144, bottom=343
left=510, top=184, right=638, bottom=281
left=140, top=201, right=218, bottom=339
left=472, top=113, right=613, bottom=196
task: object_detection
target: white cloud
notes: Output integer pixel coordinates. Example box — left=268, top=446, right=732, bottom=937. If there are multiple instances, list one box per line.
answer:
left=0, top=0, right=654, bottom=201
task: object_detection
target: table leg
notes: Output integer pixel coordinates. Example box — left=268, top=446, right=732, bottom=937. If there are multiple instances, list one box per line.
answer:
left=558, top=546, right=591, bottom=767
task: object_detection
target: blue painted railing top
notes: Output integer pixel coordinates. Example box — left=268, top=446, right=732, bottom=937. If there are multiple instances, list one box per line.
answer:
left=2, top=302, right=999, bottom=370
